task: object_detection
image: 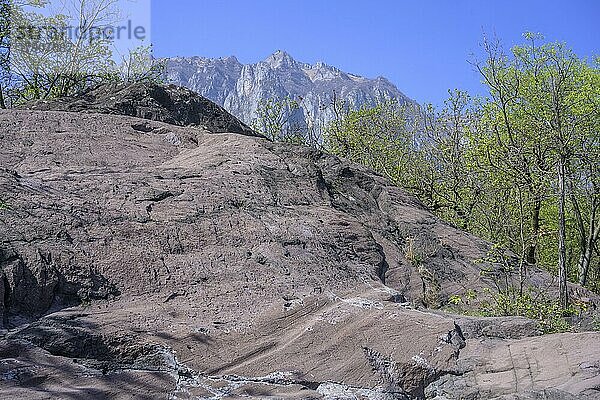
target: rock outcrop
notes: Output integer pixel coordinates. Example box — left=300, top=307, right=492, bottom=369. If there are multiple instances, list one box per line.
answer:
left=20, top=82, right=258, bottom=137
left=1, top=84, right=599, bottom=399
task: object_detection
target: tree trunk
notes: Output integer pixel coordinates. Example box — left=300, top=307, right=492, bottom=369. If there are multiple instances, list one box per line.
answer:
left=0, top=82, right=5, bottom=109
left=578, top=221, right=600, bottom=286
left=578, top=243, right=593, bottom=286
left=558, top=157, right=568, bottom=308
left=526, top=198, right=542, bottom=265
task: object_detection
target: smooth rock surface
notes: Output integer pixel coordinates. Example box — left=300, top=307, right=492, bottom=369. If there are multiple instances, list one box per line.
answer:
left=1, top=87, right=599, bottom=399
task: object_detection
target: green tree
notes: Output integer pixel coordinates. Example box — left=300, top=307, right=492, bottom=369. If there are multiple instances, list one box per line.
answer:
left=4, top=0, right=161, bottom=105
left=473, top=35, right=553, bottom=271
left=324, top=99, right=419, bottom=188
left=324, top=34, right=600, bottom=305
left=252, top=96, right=306, bottom=144
left=6, top=0, right=118, bottom=102
left=565, top=58, right=600, bottom=287
left=118, top=44, right=165, bottom=84
left=0, top=0, right=47, bottom=107
left=414, top=90, right=483, bottom=230
left=509, top=34, right=598, bottom=306
left=0, top=0, right=10, bottom=108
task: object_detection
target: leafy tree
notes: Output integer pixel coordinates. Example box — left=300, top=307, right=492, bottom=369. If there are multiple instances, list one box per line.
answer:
left=472, top=35, right=554, bottom=272
left=8, top=0, right=118, bottom=102
left=323, top=34, right=600, bottom=307
left=0, top=0, right=10, bottom=108
left=325, top=100, right=426, bottom=192
left=504, top=34, right=598, bottom=306
left=251, top=96, right=306, bottom=144
left=118, top=44, right=165, bottom=84
left=325, top=99, right=420, bottom=188
left=2, top=0, right=162, bottom=105
left=567, top=59, right=600, bottom=286
left=468, top=34, right=600, bottom=305
left=414, top=90, right=484, bottom=230
left=0, top=0, right=47, bottom=107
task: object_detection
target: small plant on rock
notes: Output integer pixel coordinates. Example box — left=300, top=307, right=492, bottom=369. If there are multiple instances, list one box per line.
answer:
left=448, top=294, right=462, bottom=306
left=404, top=235, right=442, bottom=308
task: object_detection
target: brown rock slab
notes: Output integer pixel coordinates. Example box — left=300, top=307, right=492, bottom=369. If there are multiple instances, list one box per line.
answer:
left=0, top=89, right=599, bottom=399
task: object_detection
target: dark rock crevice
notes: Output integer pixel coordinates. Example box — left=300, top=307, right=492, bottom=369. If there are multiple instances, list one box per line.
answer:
left=7, top=317, right=177, bottom=375
left=0, top=247, right=120, bottom=329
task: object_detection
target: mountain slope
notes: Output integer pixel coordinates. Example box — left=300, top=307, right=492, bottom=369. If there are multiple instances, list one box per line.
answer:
left=165, top=50, right=413, bottom=127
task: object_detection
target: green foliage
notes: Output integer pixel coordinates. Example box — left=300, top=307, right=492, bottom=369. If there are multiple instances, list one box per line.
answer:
left=325, top=99, right=421, bottom=188
left=465, top=289, right=478, bottom=301
left=413, top=90, right=483, bottom=229
left=252, top=96, right=306, bottom=143
left=118, top=45, right=165, bottom=84
left=479, top=286, right=582, bottom=333
left=448, top=294, right=462, bottom=306
left=476, top=34, right=600, bottom=304
left=468, top=244, right=583, bottom=333
left=447, top=285, right=586, bottom=334
left=323, top=33, right=600, bottom=306
left=0, top=0, right=10, bottom=108
left=8, top=1, right=117, bottom=102
left=446, top=289, right=479, bottom=311
left=2, top=0, right=167, bottom=105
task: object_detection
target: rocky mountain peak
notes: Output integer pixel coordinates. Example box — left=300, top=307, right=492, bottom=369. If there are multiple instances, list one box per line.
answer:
left=223, top=54, right=239, bottom=62
left=165, top=51, right=414, bottom=127
left=263, top=49, right=297, bottom=69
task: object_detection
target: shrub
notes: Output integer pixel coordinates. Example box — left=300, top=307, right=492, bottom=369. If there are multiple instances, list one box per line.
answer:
left=478, top=286, right=584, bottom=334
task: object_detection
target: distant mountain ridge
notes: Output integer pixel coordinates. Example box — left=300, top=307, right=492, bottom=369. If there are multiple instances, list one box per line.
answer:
left=164, top=50, right=413, bottom=128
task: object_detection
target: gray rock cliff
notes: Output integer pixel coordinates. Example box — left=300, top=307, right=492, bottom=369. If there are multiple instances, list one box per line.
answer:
left=165, top=50, right=413, bottom=127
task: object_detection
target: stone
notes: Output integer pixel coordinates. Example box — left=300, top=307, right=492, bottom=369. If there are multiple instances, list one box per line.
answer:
left=1, top=84, right=599, bottom=399
left=19, top=82, right=258, bottom=136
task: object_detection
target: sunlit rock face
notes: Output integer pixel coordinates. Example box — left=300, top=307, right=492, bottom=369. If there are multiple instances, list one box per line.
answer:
left=3, top=84, right=600, bottom=400
left=165, top=50, right=413, bottom=127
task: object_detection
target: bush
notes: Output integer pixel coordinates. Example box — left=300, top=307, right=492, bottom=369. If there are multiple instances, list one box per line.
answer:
left=478, top=286, right=584, bottom=334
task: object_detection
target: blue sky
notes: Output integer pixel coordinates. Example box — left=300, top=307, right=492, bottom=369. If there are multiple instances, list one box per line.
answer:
left=151, top=0, right=599, bottom=105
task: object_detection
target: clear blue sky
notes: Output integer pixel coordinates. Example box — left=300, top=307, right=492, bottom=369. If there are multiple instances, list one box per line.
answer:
left=151, top=0, right=599, bottom=105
